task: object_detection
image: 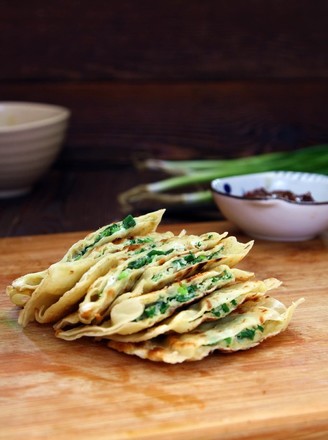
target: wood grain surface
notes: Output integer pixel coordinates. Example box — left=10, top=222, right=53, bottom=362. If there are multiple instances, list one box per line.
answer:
left=2, top=0, right=328, bottom=164
left=2, top=0, right=328, bottom=81
left=1, top=221, right=327, bottom=440
left=1, top=81, right=327, bottom=165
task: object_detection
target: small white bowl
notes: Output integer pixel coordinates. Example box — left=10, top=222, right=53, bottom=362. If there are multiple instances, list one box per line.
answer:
left=0, top=102, right=70, bottom=198
left=211, top=171, right=328, bottom=241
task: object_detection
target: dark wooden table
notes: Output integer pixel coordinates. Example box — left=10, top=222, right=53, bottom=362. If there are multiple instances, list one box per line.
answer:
left=0, top=165, right=221, bottom=237
left=1, top=1, right=327, bottom=237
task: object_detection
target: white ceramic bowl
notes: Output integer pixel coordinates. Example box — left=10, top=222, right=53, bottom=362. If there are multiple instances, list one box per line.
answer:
left=0, top=102, right=70, bottom=198
left=211, top=171, right=328, bottom=241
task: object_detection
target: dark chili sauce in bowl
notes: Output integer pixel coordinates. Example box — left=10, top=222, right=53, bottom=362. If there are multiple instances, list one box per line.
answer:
left=243, top=188, right=315, bottom=203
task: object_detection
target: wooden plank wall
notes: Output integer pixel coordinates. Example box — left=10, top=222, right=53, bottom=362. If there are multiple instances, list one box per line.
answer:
left=1, top=0, right=328, bottom=235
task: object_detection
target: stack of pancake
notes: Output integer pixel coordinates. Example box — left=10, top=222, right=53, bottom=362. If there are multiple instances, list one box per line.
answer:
left=7, top=209, right=302, bottom=363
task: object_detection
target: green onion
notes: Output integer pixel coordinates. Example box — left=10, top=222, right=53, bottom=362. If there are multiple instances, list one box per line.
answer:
left=119, top=145, right=328, bottom=210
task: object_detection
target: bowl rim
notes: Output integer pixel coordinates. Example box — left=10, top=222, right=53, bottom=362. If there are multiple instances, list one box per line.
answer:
left=211, top=171, right=328, bottom=206
left=0, top=101, right=70, bottom=133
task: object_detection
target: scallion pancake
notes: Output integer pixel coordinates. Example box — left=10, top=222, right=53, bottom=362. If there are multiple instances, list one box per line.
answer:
left=18, top=243, right=149, bottom=326
left=7, top=269, right=48, bottom=307
left=7, top=210, right=166, bottom=308
left=63, top=210, right=166, bottom=261
left=107, top=296, right=304, bottom=363
left=55, top=265, right=236, bottom=340
left=6, top=208, right=303, bottom=365
left=18, top=257, right=97, bottom=326
left=77, top=231, right=228, bottom=324
left=108, top=277, right=278, bottom=343
left=122, top=237, right=252, bottom=301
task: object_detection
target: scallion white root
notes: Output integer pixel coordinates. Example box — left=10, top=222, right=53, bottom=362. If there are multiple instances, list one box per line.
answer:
left=120, top=145, right=328, bottom=210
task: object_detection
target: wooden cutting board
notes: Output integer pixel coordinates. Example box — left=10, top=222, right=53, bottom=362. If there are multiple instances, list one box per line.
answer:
left=1, top=221, right=327, bottom=440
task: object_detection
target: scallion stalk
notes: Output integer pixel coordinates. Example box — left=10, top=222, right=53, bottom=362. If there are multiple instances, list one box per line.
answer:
left=119, top=145, right=328, bottom=210
left=139, top=145, right=328, bottom=176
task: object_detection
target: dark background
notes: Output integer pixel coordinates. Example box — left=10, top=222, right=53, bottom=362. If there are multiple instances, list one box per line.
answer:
left=1, top=0, right=328, bottom=236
